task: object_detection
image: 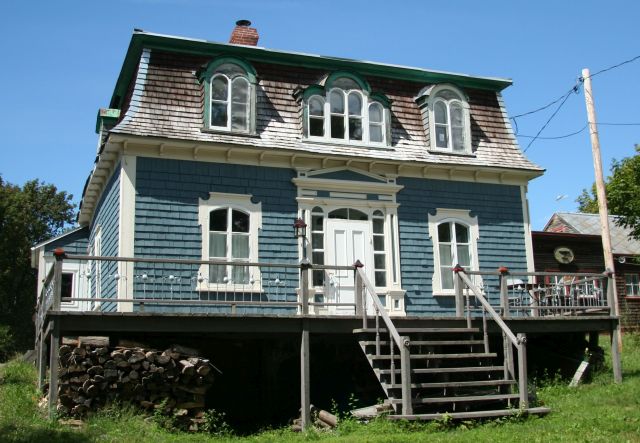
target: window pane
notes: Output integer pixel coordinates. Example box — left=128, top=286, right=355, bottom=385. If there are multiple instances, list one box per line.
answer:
left=441, top=268, right=454, bottom=290
left=350, top=209, right=368, bottom=220
left=375, top=271, right=387, bottom=287
left=209, top=209, right=227, bottom=231
left=232, top=265, right=249, bottom=284
left=209, top=233, right=226, bottom=258
left=434, top=101, right=447, bottom=124
left=439, top=244, right=453, bottom=266
left=373, top=218, right=384, bottom=234
left=231, top=78, right=249, bottom=102
left=312, top=251, right=324, bottom=265
left=330, top=90, right=344, bottom=113
left=312, top=233, right=323, bottom=249
left=369, top=103, right=383, bottom=122
left=370, top=124, right=383, bottom=143
left=373, top=236, right=385, bottom=251
left=309, top=97, right=324, bottom=116
left=209, top=264, right=225, bottom=283
left=332, top=77, right=359, bottom=90
left=232, top=210, right=249, bottom=232
left=329, top=208, right=348, bottom=219
left=61, top=273, right=73, bottom=299
left=349, top=117, right=363, bottom=141
left=215, top=63, right=245, bottom=77
left=330, top=115, right=345, bottom=139
left=312, top=215, right=323, bottom=231
left=309, top=117, right=324, bottom=137
left=231, top=102, right=248, bottom=130
left=451, top=103, right=463, bottom=126
left=455, top=223, right=469, bottom=243
left=452, top=127, right=465, bottom=152
left=348, top=92, right=362, bottom=116
left=211, top=76, right=228, bottom=101
left=313, top=270, right=324, bottom=286
left=438, top=223, right=451, bottom=242
left=435, top=125, right=448, bottom=148
left=374, top=254, right=386, bottom=269
left=210, top=102, right=228, bottom=127
left=232, top=234, right=249, bottom=258
left=457, top=244, right=471, bottom=267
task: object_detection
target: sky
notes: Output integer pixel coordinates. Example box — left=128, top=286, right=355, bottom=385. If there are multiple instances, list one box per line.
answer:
left=0, top=0, right=638, bottom=230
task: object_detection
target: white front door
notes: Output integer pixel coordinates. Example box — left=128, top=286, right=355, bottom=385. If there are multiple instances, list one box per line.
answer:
left=325, top=219, right=373, bottom=315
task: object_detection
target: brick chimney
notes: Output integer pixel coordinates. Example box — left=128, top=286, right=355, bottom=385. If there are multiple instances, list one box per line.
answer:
left=229, top=20, right=259, bottom=46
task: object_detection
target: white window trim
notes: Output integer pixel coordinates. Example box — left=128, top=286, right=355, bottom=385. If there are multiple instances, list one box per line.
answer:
left=209, top=74, right=252, bottom=132
left=423, top=84, right=472, bottom=154
left=305, top=89, right=389, bottom=148
left=428, top=208, right=480, bottom=296
left=197, top=192, right=262, bottom=291
left=626, top=274, right=640, bottom=296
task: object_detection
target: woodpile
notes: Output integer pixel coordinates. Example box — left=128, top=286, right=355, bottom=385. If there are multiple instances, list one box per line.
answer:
left=291, top=405, right=338, bottom=432
left=55, top=338, right=219, bottom=430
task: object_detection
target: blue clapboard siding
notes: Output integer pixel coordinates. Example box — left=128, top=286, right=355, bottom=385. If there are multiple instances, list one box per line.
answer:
left=397, top=178, right=527, bottom=317
left=133, top=157, right=298, bottom=314
left=44, top=227, right=89, bottom=254
left=89, top=165, right=121, bottom=312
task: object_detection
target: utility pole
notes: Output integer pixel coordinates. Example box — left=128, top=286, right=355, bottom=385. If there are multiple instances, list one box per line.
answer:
left=582, top=68, right=622, bottom=382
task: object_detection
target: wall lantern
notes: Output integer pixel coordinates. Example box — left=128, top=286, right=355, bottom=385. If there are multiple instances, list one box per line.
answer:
left=293, top=217, right=307, bottom=239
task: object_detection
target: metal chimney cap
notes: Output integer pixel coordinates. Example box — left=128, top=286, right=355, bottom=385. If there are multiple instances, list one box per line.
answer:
left=236, top=20, right=252, bottom=27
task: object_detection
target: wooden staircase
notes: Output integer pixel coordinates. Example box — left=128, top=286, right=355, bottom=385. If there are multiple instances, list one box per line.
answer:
left=354, top=325, right=547, bottom=420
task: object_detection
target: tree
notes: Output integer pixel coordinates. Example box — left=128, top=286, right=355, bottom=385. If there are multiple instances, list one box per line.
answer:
left=0, top=176, right=75, bottom=360
left=577, top=145, right=640, bottom=240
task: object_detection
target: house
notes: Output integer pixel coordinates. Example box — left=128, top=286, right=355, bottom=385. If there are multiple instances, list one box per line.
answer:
left=540, top=212, right=640, bottom=329
left=32, top=21, right=620, bottom=425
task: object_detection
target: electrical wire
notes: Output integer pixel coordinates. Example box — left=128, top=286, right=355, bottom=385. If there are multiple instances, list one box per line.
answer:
left=587, top=54, right=640, bottom=79
left=523, top=86, right=579, bottom=152
left=516, top=122, right=640, bottom=141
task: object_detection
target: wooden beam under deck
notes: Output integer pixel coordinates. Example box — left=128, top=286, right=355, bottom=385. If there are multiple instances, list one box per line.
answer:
left=49, top=311, right=617, bottom=337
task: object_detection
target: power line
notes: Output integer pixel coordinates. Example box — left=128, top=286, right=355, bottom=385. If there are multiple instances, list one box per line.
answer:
left=587, top=54, right=640, bottom=79
left=516, top=122, right=640, bottom=141
left=523, top=89, right=576, bottom=152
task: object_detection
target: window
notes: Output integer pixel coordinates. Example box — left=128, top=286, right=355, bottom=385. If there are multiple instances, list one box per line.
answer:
left=61, top=273, right=74, bottom=299
left=626, top=274, right=640, bottom=296
left=198, top=193, right=262, bottom=289
left=417, top=84, right=472, bottom=154
left=200, top=57, right=257, bottom=134
left=302, top=73, right=391, bottom=146
left=428, top=209, right=480, bottom=295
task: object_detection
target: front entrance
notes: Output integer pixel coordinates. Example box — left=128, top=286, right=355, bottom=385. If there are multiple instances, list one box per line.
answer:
left=325, top=218, right=373, bottom=315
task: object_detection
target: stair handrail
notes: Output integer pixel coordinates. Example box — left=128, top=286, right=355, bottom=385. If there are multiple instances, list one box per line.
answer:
left=355, top=266, right=413, bottom=415
left=456, top=267, right=529, bottom=409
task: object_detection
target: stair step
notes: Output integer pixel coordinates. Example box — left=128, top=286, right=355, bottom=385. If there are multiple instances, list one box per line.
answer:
left=383, top=379, right=516, bottom=389
left=369, top=352, right=497, bottom=360
left=378, top=365, right=505, bottom=375
left=389, top=407, right=551, bottom=421
left=389, top=393, right=520, bottom=405
left=360, top=340, right=485, bottom=346
left=354, top=327, right=480, bottom=334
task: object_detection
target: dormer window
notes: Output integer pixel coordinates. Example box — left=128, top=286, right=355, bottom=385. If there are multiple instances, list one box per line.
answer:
left=417, top=84, right=472, bottom=154
left=200, top=57, right=257, bottom=134
left=301, top=72, right=391, bottom=146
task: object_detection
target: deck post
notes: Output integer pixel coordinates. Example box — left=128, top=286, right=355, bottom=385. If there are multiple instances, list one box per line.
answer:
left=498, top=267, right=510, bottom=318
left=299, top=259, right=311, bottom=429
left=516, top=333, right=528, bottom=410
left=37, top=330, right=47, bottom=390
left=606, top=270, right=623, bottom=383
left=48, top=320, right=60, bottom=418
left=355, top=268, right=363, bottom=317
left=454, top=265, right=464, bottom=317
left=400, top=336, right=413, bottom=416
left=52, top=248, right=65, bottom=311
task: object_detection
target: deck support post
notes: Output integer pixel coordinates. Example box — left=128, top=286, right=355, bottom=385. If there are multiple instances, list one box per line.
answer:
left=52, top=249, right=65, bottom=311
left=498, top=267, right=510, bottom=318
left=400, top=336, right=413, bottom=416
left=517, top=333, right=528, bottom=410
left=48, top=320, right=60, bottom=419
left=454, top=266, right=464, bottom=317
left=37, top=329, right=47, bottom=391
left=355, top=268, right=363, bottom=318
left=300, top=260, right=311, bottom=430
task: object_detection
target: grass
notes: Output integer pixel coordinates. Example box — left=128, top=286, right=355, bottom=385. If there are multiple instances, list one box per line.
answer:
left=1, top=335, right=640, bottom=443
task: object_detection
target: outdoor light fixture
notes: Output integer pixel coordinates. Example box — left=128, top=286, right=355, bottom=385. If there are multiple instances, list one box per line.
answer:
left=293, top=217, right=307, bottom=238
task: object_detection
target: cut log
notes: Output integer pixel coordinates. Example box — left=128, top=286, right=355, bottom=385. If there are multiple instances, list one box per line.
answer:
left=79, top=336, right=110, bottom=347
left=318, top=410, right=338, bottom=427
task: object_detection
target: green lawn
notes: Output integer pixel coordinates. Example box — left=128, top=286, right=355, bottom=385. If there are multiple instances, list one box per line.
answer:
left=1, top=334, right=640, bottom=443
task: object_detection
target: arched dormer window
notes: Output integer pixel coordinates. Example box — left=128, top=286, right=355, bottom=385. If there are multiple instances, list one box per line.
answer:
left=416, top=84, right=472, bottom=154
left=301, top=72, right=391, bottom=146
left=199, top=57, right=257, bottom=134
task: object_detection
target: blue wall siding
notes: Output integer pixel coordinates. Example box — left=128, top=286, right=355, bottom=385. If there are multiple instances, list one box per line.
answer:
left=133, top=157, right=298, bottom=314
left=396, top=178, right=527, bottom=316
left=89, top=165, right=121, bottom=312
left=44, top=227, right=89, bottom=254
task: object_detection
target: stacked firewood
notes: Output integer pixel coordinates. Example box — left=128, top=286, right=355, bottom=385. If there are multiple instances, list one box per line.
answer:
left=55, top=339, right=218, bottom=429
left=291, top=405, right=338, bottom=432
